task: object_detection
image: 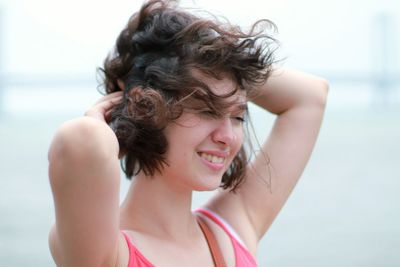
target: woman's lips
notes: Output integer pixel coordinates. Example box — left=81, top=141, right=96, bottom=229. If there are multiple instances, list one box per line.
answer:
left=197, top=151, right=228, bottom=171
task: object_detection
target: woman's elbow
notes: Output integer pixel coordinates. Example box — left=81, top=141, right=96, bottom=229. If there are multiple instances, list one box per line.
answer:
left=49, top=117, right=115, bottom=160
left=48, top=118, right=95, bottom=162
left=47, top=117, right=116, bottom=179
left=310, top=77, right=329, bottom=107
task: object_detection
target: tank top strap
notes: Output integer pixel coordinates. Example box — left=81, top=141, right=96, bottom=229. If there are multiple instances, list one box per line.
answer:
left=121, top=231, right=155, bottom=267
left=195, top=208, right=259, bottom=267
left=195, top=208, right=247, bottom=247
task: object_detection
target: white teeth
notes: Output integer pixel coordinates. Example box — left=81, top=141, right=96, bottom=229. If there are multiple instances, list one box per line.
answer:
left=200, top=153, right=224, bottom=164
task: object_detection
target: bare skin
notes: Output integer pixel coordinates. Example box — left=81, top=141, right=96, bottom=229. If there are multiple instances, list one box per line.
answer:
left=48, top=68, right=328, bottom=266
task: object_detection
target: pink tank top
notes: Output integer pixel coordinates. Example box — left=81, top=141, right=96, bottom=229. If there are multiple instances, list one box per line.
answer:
left=122, top=208, right=258, bottom=267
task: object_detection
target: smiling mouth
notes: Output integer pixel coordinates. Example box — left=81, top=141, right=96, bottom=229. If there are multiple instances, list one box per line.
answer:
left=198, top=152, right=225, bottom=164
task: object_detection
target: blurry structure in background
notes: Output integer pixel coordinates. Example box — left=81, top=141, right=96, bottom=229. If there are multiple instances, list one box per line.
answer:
left=373, top=13, right=398, bottom=105
left=0, top=8, right=3, bottom=116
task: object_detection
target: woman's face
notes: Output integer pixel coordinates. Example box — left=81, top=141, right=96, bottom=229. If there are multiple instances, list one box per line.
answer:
left=162, top=75, right=246, bottom=192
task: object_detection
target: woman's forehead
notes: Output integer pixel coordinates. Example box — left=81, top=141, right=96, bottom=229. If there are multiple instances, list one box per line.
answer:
left=193, top=70, right=246, bottom=99
left=209, top=78, right=247, bottom=107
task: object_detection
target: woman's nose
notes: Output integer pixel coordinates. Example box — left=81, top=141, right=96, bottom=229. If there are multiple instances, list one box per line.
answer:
left=211, top=118, right=236, bottom=146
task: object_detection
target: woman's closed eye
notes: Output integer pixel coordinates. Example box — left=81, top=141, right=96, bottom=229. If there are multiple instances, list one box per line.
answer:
left=233, top=116, right=245, bottom=123
left=198, top=110, right=246, bottom=124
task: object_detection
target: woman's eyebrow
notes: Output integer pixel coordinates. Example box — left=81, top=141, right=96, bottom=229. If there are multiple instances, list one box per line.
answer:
left=232, top=103, right=248, bottom=113
left=239, top=103, right=248, bottom=111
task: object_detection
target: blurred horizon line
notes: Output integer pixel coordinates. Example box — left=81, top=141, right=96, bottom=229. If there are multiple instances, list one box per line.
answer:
left=0, top=70, right=399, bottom=87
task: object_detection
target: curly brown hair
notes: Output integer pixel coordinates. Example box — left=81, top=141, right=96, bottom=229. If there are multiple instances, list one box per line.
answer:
left=99, top=0, right=277, bottom=191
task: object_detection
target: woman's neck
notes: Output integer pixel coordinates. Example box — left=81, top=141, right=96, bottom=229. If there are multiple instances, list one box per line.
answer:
left=119, top=173, right=198, bottom=241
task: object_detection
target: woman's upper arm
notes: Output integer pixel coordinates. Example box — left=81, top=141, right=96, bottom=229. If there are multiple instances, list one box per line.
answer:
left=48, top=117, right=122, bottom=266
left=206, top=70, right=329, bottom=250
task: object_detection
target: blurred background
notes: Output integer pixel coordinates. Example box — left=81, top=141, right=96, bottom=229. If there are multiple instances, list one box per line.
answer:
left=0, top=0, right=399, bottom=266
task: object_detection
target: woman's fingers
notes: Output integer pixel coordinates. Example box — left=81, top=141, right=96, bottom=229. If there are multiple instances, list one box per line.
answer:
left=85, top=92, right=124, bottom=122
left=95, top=95, right=123, bottom=113
left=94, top=91, right=124, bottom=105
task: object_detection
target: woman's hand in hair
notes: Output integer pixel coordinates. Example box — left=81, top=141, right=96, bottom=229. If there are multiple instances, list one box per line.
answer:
left=84, top=91, right=123, bottom=123
left=84, top=91, right=125, bottom=158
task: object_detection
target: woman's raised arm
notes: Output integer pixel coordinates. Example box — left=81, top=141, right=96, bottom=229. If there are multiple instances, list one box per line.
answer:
left=48, top=92, right=124, bottom=266
left=206, top=68, right=329, bottom=253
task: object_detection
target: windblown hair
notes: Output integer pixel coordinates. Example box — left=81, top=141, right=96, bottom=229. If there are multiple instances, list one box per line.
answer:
left=99, top=0, right=277, bottom=191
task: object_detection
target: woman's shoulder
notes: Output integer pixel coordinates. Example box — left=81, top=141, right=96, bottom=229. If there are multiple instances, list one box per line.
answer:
left=49, top=227, right=130, bottom=267
left=116, top=232, right=132, bottom=267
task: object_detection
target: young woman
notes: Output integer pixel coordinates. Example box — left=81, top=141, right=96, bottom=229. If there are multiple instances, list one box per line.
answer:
left=48, top=0, right=328, bottom=266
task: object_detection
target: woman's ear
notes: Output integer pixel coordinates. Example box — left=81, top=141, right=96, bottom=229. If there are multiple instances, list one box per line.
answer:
left=117, top=79, right=125, bottom=91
